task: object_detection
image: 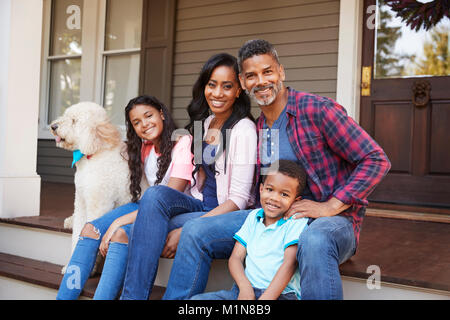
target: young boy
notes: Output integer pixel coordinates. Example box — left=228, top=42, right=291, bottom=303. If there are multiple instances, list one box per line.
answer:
left=191, top=159, right=309, bottom=300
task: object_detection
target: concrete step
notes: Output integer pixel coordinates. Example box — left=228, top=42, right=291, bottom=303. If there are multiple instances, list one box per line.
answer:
left=0, top=217, right=71, bottom=266
left=1, top=214, right=450, bottom=300
left=0, top=215, right=234, bottom=296
left=0, top=252, right=165, bottom=300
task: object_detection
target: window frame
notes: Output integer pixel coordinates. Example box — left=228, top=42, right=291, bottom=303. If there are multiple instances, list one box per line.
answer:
left=39, top=0, right=141, bottom=139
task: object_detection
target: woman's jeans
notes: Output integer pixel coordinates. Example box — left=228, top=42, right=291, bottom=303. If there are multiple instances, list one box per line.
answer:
left=56, top=202, right=138, bottom=300
left=190, top=284, right=298, bottom=300
left=120, top=185, right=213, bottom=300
left=162, top=213, right=356, bottom=300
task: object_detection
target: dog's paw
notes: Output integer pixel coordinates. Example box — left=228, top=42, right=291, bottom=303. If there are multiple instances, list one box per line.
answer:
left=64, top=216, right=73, bottom=229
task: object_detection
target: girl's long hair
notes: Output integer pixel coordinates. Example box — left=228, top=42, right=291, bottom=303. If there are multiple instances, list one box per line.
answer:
left=185, top=53, right=255, bottom=182
left=125, top=95, right=176, bottom=202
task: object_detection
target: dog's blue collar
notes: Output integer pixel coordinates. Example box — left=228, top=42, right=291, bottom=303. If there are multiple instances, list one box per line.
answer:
left=72, top=149, right=85, bottom=168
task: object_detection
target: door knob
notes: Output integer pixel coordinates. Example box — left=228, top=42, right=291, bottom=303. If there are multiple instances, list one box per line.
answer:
left=412, top=80, right=431, bottom=108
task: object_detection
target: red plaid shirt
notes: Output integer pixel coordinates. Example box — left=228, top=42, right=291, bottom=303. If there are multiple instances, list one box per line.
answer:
left=256, top=88, right=391, bottom=246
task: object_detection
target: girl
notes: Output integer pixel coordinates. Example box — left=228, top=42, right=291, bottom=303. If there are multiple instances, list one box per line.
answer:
left=56, top=95, right=193, bottom=300
left=120, top=53, right=258, bottom=300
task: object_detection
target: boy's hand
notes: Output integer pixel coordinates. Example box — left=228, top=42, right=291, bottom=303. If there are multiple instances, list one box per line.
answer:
left=237, top=286, right=256, bottom=300
left=285, top=198, right=350, bottom=219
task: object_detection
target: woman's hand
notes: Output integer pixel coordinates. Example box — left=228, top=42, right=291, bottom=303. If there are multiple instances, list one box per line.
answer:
left=197, top=167, right=206, bottom=192
left=161, top=227, right=182, bottom=259
left=99, top=222, right=119, bottom=257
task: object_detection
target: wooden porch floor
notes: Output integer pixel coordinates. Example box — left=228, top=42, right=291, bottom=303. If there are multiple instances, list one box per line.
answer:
left=40, top=182, right=74, bottom=218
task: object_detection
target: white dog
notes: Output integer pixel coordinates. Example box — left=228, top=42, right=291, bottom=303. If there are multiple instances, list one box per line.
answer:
left=50, top=102, right=133, bottom=273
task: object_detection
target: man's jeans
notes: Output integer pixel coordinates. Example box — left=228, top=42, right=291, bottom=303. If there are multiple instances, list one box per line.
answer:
left=297, top=215, right=356, bottom=299
left=120, top=185, right=213, bottom=300
left=163, top=213, right=355, bottom=300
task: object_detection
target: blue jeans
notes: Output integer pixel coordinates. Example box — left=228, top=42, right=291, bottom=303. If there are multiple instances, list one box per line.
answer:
left=190, top=284, right=298, bottom=300
left=297, top=215, right=356, bottom=299
left=163, top=209, right=251, bottom=300
left=56, top=202, right=138, bottom=300
left=120, top=185, right=212, bottom=300
left=163, top=212, right=356, bottom=300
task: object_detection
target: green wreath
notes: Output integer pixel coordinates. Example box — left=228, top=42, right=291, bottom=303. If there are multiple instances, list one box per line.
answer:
left=384, top=0, right=450, bottom=31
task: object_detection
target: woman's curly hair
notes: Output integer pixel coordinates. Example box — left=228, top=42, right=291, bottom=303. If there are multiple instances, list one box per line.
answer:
left=125, top=95, right=176, bottom=202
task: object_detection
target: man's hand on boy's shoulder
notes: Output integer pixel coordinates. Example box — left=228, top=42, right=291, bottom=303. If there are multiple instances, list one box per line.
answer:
left=285, top=197, right=350, bottom=220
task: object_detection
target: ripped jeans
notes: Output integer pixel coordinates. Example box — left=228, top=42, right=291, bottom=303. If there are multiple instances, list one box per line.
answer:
left=56, top=202, right=138, bottom=300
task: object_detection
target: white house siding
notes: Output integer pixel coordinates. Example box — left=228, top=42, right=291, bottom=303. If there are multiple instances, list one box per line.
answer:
left=171, top=0, right=340, bottom=127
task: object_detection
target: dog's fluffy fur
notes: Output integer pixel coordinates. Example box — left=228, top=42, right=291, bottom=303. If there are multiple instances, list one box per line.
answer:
left=50, top=102, right=134, bottom=273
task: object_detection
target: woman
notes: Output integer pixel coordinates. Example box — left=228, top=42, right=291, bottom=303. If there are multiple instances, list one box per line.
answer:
left=120, top=53, right=257, bottom=300
left=56, top=95, right=193, bottom=300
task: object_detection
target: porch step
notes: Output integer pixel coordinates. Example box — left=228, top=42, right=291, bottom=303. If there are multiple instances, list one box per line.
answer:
left=0, top=217, right=72, bottom=266
left=1, top=213, right=450, bottom=299
left=0, top=216, right=234, bottom=299
left=0, top=252, right=165, bottom=300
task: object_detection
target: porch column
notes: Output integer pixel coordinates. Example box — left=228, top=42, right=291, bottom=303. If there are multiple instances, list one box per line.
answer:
left=336, top=0, right=363, bottom=122
left=0, top=0, right=43, bottom=218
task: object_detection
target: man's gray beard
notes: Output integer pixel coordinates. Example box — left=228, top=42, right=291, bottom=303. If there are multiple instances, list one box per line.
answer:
left=246, top=80, right=283, bottom=106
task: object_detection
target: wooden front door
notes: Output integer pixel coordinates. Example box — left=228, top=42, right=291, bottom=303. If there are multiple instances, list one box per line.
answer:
left=360, top=0, right=450, bottom=207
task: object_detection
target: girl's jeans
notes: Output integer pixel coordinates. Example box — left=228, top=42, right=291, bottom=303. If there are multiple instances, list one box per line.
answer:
left=162, top=214, right=356, bottom=300
left=120, top=185, right=213, bottom=300
left=56, top=202, right=138, bottom=300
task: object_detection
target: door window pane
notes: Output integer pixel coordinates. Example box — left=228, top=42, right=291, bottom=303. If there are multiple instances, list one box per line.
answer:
left=374, top=0, right=450, bottom=78
left=48, top=58, right=81, bottom=123
left=50, top=0, right=83, bottom=56
left=103, top=54, right=140, bottom=125
left=105, top=0, right=143, bottom=51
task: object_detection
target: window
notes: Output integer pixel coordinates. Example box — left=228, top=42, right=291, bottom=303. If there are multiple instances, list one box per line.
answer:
left=47, top=0, right=83, bottom=124
left=39, top=0, right=143, bottom=138
left=103, top=0, right=142, bottom=126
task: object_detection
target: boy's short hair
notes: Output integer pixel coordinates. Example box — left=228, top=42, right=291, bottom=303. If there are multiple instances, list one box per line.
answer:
left=237, top=39, right=280, bottom=73
left=261, top=160, right=307, bottom=197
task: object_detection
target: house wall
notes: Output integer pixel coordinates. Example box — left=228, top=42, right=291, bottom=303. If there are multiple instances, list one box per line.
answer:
left=171, top=0, right=340, bottom=127
left=37, top=0, right=342, bottom=182
left=37, top=140, right=74, bottom=183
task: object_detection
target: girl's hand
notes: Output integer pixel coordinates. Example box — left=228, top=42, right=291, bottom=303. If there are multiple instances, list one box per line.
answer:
left=161, top=227, right=182, bottom=259
left=99, top=223, right=119, bottom=257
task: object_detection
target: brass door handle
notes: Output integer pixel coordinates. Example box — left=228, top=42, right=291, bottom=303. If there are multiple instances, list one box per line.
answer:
left=361, top=66, right=372, bottom=96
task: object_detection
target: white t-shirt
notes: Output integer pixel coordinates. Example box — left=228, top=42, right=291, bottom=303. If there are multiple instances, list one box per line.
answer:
left=144, top=135, right=193, bottom=187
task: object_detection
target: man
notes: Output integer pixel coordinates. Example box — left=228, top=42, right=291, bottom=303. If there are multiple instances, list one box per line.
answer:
left=163, top=39, right=391, bottom=300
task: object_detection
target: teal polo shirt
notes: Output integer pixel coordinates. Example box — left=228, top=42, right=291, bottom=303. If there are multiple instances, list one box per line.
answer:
left=233, top=208, right=309, bottom=299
